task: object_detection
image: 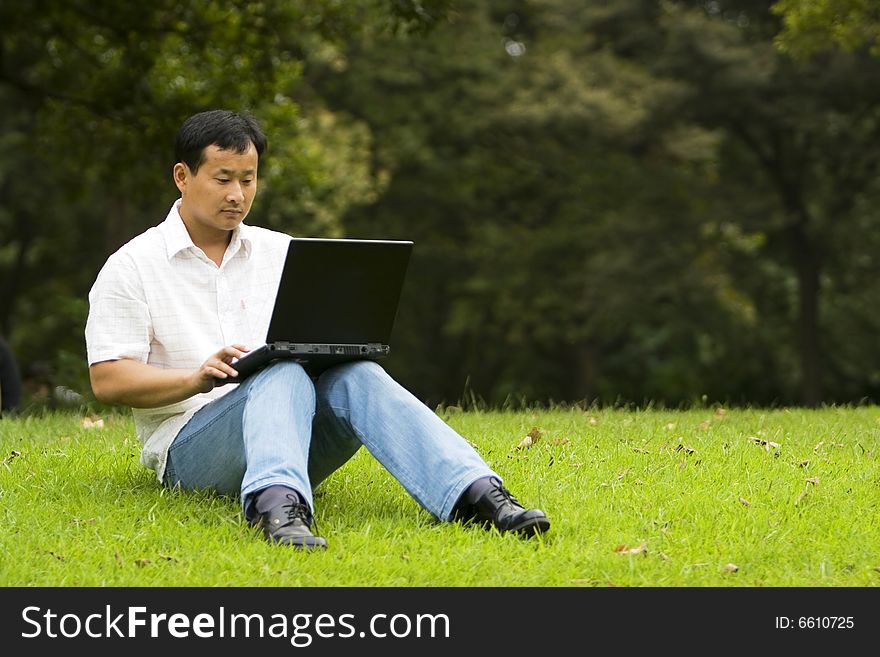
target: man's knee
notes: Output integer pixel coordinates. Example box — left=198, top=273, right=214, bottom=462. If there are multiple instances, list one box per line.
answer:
left=345, top=360, right=384, bottom=374
left=265, top=360, right=311, bottom=377
left=252, top=360, right=316, bottom=401
left=332, top=359, right=385, bottom=383
left=318, top=360, right=388, bottom=399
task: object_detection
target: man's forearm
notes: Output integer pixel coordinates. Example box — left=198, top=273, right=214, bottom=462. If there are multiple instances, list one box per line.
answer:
left=89, top=359, right=201, bottom=408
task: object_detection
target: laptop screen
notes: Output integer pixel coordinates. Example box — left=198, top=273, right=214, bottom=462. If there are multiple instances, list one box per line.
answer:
left=265, top=238, right=413, bottom=345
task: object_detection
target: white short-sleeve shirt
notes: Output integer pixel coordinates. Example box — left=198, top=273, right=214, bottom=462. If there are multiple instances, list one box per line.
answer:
left=85, top=200, right=291, bottom=480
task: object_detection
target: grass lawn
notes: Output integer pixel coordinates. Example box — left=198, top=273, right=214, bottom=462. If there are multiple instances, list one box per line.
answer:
left=1, top=405, right=879, bottom=586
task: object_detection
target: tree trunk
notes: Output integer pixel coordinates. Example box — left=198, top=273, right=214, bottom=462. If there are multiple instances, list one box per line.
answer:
left=0, top=213, right=35, bottom=336
left=571, top=342, right=599, bottom=403
left=788, top=221, right=823, bottom=406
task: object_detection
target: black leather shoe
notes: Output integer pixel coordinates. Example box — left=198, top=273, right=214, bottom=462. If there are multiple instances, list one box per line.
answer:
left=452, top=477, right=550, bottom=537
left=252, top=494, right=328, bottom=550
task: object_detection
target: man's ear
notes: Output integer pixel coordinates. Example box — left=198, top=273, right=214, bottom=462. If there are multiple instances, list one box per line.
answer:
left=172, top=162, right=189, bottom=195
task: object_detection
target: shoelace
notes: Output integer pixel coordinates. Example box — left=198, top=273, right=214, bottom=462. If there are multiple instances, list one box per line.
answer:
left=281, top=494, right=319, bottom=534
left=486, top=482, right=522, bottom=509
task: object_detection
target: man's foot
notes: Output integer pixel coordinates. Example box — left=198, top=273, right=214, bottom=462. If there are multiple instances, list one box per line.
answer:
left=452, top=477, right=550, bottom=537
left=251, top=493, right=328, bottom=550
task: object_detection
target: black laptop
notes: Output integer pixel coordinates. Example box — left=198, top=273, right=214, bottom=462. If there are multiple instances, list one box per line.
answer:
left=220, top=237, right=413, bottom=384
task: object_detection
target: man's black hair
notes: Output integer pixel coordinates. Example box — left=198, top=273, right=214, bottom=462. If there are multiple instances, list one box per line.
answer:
left=174, top=110, right=267, bottom=173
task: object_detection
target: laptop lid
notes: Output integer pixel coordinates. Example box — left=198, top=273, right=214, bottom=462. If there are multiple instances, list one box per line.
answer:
left=265, top=237, right=413, bottom=346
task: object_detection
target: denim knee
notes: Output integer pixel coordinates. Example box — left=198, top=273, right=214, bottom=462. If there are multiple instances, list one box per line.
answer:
left=318, top=360, right=385, bottom=400
left=336, top=360, right=384, bottom=378
left=249, top=360, right=317, bottom=406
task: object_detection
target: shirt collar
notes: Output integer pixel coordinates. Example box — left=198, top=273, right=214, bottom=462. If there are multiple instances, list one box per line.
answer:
left=160, top=199, right=253, bottom=261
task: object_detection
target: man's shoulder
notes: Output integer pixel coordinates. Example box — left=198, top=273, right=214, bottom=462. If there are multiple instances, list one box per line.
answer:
left=241, top=223, right=292, bottom=261
left=243, top=223, right=292, bottom=245
left=98, top=226, right=165, bottom=276
left=110, top=225, right=164, bottom=257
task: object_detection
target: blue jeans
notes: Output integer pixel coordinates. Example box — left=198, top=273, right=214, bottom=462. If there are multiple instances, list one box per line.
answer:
left=163, top=360, right=497, bottom=521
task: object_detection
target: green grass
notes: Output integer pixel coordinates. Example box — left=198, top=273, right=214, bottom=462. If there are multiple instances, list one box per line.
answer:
left=1, top=406, right=879, bottom=586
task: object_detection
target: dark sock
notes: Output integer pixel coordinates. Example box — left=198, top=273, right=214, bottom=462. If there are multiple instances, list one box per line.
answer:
left=255, top=485, right=303, bottom=515
left=462, top=476, right=499, bottom=505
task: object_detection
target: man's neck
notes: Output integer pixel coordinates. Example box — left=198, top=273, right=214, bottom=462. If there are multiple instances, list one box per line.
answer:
left=179, top=213, right=233, bottom=266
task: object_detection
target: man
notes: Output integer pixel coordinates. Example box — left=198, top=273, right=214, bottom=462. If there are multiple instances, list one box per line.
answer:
left=86, top=110, right=550, bottom=549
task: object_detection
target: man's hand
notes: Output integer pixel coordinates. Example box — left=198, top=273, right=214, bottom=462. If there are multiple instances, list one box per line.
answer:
left=192, top=344, right=250, bottom=392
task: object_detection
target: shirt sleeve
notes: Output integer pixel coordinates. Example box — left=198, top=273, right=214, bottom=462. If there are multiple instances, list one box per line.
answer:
left=85, top=251, right=152, bottom=365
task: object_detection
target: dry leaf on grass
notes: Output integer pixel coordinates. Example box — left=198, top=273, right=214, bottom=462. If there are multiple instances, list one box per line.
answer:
left=613, top=543, right=648, bottom=556
left=748, top=436, right=780, bottom=451
left=723, top=563, right=739, bottom=573
left=738, top=497, right=751, bottom=506
left=714, top=408, right=727, bottom=418
left=805, top=477, right=820, bottom=485
left=698, top=420, right=712, bottom=431
left=82, top=417, right=105, bottom=429
left=515, top=427, right=543, bottom=450
left=1, top=450, right=22, bottom=466
left=552, top=437, right=570, bottom=446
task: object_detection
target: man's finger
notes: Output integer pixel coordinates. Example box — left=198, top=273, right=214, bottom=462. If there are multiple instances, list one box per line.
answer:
left=215, top=361, right=239, bottom=377
left=221, top=345, right=247, bottom=360
left=205, top=366, right=226, bottom=379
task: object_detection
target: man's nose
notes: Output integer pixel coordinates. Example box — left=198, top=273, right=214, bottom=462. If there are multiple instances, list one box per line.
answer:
left=226, top=182, right=245, bottom=203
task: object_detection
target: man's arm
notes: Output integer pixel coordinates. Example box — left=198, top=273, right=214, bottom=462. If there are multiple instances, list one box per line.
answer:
left=90, top=344, right=248, bottom=408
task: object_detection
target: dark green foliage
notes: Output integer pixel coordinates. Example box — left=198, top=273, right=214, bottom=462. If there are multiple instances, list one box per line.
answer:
left=2, top=0, right=879, bottom=407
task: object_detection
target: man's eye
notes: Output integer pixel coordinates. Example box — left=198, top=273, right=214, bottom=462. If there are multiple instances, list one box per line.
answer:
left=242, top=179, right=254, bottom=185
left=216, top=178, right=230, bottom=183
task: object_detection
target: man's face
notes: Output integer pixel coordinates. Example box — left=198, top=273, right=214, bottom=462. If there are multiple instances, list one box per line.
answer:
left=173, top=143, right=259, bottom=236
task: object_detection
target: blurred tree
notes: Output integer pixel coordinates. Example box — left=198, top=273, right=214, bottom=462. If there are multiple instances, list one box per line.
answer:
left=773, top=0, right=880, bottom=57
left=315, top=0, right=880, bottom=406
left=0, top=0, right=451, bottom=397
left=650, top=0, right=880, bottom=404
left=5, top=0, right=880, bottom=407
left=315, top=1, right=746, bottom=405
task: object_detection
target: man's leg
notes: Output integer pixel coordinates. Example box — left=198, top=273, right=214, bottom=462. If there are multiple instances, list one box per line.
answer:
left=164, top=361, right=325, bottom=547
left=311, top=360, right=549, bottom=535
